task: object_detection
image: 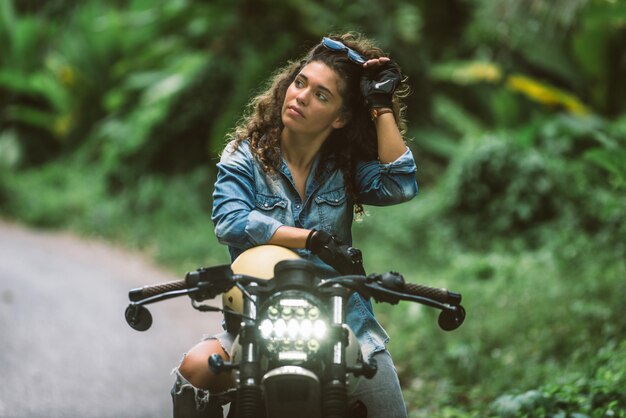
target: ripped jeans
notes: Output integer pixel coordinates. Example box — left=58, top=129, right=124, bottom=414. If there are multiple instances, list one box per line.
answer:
left=171, top=332, right=407, bottom=418
left=171, top=332, right=236, bottom=418
left=171, top=370, right=234, bottom=418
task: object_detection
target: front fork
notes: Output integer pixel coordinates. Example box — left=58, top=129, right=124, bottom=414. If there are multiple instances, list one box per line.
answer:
left=323, top=285, right=349, bottom=418
left=237, top=282, right=262, bottom=418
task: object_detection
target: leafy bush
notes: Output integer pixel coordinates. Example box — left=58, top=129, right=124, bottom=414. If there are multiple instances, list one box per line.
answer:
left=441, top=136, right=562, bottom=237
left=0, top=162, right=108, bottom=228
left=354, top=189, right=625, bottom=417
left=491, top=341, right=626, bottom=417
left=426, top=113, right=626, bottom=258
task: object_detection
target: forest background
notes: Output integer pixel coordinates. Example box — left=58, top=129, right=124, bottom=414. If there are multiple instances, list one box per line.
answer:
left=1, top=0, right=625, bottom=416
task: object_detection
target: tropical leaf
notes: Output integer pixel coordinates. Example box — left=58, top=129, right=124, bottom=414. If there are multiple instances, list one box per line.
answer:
left=584, top=148, right=626, bottom=189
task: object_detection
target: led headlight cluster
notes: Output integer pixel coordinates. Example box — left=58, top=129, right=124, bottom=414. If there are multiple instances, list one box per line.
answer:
left=258, top=298, right=327, bottom=361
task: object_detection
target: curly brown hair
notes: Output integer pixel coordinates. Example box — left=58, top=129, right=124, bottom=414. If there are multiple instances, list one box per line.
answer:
left=226, top=32, right=410, bottom=213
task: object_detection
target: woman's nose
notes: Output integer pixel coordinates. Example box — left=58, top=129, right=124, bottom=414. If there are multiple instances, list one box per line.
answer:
left=296, top=89, right=308, bottom=105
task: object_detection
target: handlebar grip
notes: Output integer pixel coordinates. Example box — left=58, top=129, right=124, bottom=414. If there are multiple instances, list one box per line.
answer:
left=403, top=283, right=461, bottom=305
left=128, top=279, right=187, bottom=302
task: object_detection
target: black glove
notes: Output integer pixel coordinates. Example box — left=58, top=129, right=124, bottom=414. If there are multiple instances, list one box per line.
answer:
left=360, top=60, right=403, bottom=110
left=306, top=230, right=366, bottom=276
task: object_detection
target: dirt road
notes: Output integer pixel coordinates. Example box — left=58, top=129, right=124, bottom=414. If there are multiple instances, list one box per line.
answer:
left=0, top=221, right=223, bottom=418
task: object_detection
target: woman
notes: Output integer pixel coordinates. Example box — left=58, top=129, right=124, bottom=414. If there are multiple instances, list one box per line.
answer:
left=172, top=33, right=418, bottom=418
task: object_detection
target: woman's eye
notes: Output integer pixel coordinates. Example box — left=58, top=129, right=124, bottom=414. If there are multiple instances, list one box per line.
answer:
left=294, top=79, right=304, bottom=88
left=316, top=92, right=328, bottom=102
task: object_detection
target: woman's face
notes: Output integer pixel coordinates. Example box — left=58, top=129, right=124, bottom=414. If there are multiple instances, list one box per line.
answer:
left=281, top=61, right=347, bottom=138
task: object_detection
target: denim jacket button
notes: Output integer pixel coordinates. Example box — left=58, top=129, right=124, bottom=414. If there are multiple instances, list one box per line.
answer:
left=264, top=203, right=268, bottom=207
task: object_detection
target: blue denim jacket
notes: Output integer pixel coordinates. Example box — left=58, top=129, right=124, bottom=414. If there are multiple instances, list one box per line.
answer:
left=212, top=139, right=418, bottom=359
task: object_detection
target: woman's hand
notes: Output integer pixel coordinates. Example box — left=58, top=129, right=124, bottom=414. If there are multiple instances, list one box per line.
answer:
left=360, top=58, right=403, bottom=110
left=363, top=57, right=391, bottom=68
left=360, top=58, right=407, bottom=163
left=306, top=230, right=366, bottom=275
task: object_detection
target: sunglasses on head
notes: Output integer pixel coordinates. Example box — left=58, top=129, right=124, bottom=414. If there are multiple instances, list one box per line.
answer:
left=321, top=37, right=367, bottom=65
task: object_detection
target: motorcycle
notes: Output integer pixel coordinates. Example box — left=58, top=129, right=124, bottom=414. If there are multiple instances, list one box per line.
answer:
left=124, top=245, right=466, bottom=418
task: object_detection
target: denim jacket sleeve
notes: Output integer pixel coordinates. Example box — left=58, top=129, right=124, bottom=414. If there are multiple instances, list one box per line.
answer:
left=356, top=146, right=418, bottom=205
left=211, top=142, right=283, bottom=249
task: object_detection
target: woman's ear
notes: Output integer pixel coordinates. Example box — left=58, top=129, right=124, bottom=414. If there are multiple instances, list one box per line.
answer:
left=332, top=111, right=351, bottom=129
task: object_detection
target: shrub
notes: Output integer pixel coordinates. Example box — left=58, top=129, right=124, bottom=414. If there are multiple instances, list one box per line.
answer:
left=491, top=341, right=626, bottom=417
left=441, top=135, right=562, bottom=238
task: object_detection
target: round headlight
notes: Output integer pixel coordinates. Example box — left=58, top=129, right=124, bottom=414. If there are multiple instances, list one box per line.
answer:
left=258, top=295, right=328, bottom=359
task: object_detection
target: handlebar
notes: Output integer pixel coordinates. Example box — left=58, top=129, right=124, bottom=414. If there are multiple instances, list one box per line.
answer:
left=125, top=264, right=465, bottom=332
left=320, top=271, right=465, bottom=331
left=400, top=280, right=465, bottom=330
left=129, top=279, right=187, bottom=302
left=320, top=271, right=461, bottom=305
left=402, top=282, right=461, bottom=305
left=127, top=272, right=460, bottom=307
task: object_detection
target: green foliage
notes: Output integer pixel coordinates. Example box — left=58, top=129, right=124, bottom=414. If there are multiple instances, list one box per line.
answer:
left=580, top=115, right=626, bottom=189
left=0, top=162, right=226, bottom=272
left=572, top=0, right=626, bottom=115
left=3, top=0, right=626, bottom=175
left=491, top=341, right=626, bottom=417
left=354, top=167, right=625, bottom=417
left=351, top=109, right=625, bottom=417
left=466, top=0, right=587, bottom=87
left=355, top=210, right=625, bottom=417
left=423, top=112, right=626, bottom=255
left=441, top=136, right=561, bottom=237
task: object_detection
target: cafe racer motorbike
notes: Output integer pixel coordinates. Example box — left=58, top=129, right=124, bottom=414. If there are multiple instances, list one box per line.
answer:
left=125, top=245, right=466, bottom=418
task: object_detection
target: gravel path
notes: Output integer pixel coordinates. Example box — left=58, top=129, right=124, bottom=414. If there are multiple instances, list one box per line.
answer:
left=0, top=221, right=223, bottom=418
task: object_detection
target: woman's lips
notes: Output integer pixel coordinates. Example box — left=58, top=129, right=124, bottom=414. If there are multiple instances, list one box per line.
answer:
left=287, top=105, right=305, bottom=118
